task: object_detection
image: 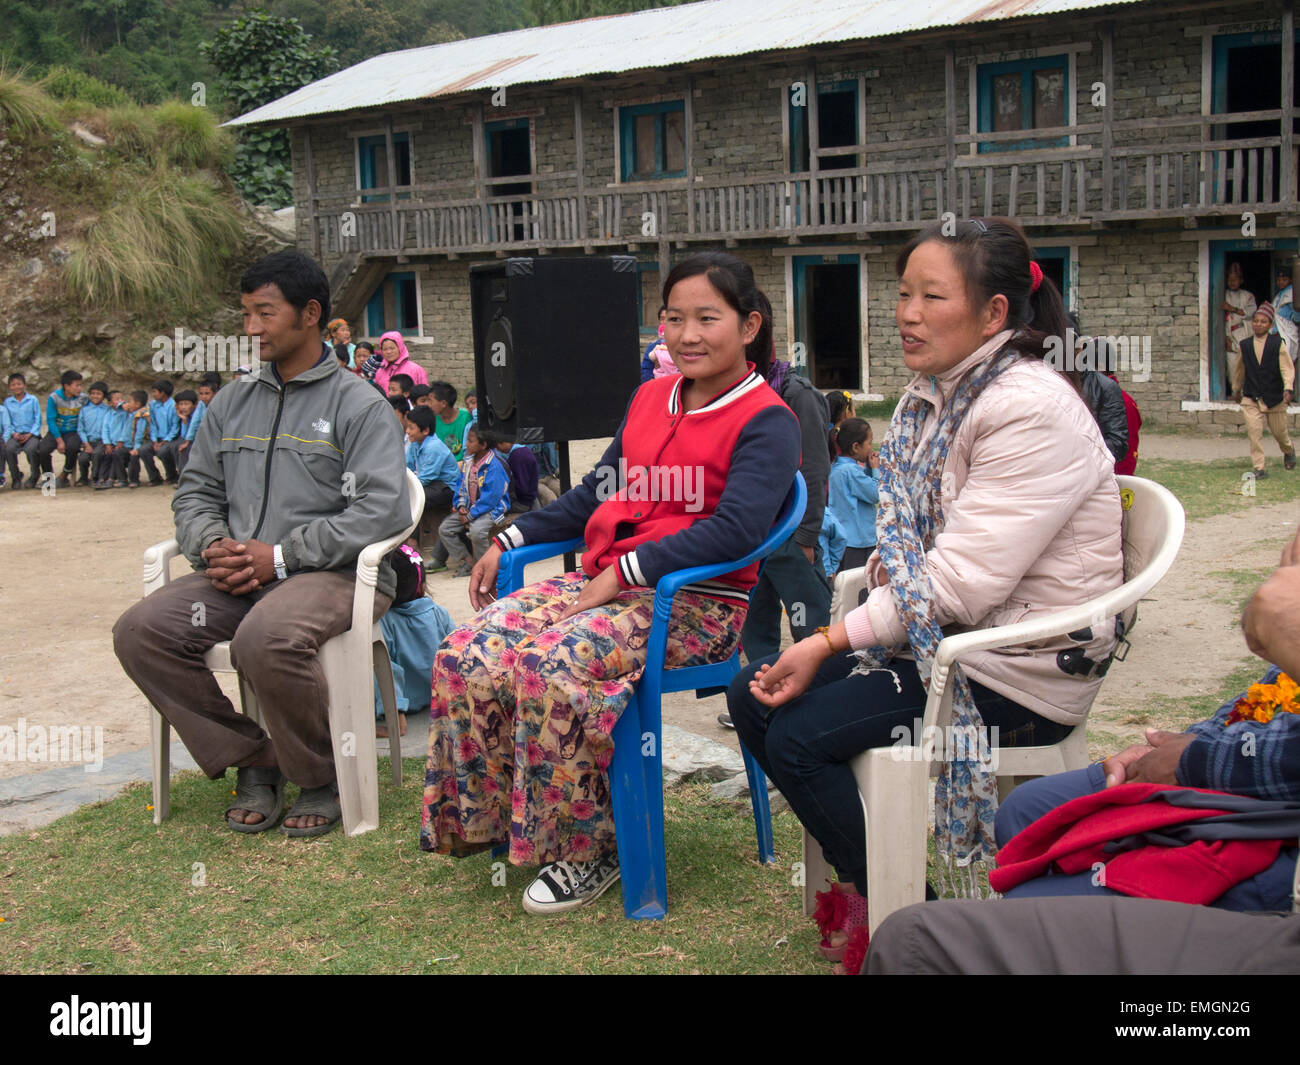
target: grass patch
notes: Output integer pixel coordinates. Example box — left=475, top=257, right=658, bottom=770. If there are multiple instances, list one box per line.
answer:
left=1126, top=660, right=1264, bottom=735
left=1139, top=457, right=1300, bottom=521
left=63, top=168, right=244, bottom=313
left=855, top=398, right=897, bottom=422
left=0, top=65, right=57, bottom=135
left=0, top=766, right=826, bottom=975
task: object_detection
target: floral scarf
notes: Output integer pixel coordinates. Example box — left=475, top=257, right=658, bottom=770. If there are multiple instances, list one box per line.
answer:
left=852, top=340, right=1024, bottom=873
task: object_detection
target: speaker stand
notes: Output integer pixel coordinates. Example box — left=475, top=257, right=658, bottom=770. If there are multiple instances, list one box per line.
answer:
left=559, top=440, right=576, bottom=573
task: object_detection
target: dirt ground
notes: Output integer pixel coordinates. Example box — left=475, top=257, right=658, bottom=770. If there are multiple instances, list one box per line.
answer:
left=0, top=432, right=1294, bottom=785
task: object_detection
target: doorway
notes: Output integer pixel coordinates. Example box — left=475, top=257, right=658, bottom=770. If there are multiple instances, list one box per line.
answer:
left=1209, top=239, right=1292, bottom=400
left=793, top=254, right=862, bottom=390
left=485, top=118, right=533, bottom=242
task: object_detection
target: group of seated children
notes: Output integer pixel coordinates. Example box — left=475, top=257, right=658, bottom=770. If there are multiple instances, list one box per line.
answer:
left=3, top=370, right=219, bottom=491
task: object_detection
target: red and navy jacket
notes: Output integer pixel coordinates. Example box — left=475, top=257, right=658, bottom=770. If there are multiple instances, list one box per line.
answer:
left=495, top=368, right=799, bottom=602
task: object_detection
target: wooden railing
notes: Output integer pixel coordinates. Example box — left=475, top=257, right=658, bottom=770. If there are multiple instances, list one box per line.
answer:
left=307, top=112, right=1299, bottom=256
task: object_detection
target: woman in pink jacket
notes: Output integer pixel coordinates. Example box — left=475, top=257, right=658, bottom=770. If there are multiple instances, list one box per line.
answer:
left=727, top=217, right=1124, bottom=970
left=372, top=332, right=429, bottom=394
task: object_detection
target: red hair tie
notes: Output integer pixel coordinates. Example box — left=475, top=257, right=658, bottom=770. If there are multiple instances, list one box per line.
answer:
left=1029, top=261, right=1043, bottom=293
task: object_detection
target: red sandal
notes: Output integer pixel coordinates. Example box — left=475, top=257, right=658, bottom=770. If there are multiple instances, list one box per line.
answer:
left=812, top=884, right=869, bottom=962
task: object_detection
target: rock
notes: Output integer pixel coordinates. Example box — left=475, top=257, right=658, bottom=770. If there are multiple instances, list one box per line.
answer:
left=661, top=723, right=744, bottom=786
left=71, top=123, right=107, bottom=148
left=19, top=258, right=42, bottom=279
left=710, top=770, right=789, bottom=814
left=95, top=322, right=123, bottom=340
left=49, top=245, right=70, bottom=266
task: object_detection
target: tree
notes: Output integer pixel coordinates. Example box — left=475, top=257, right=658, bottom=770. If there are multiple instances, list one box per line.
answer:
left=201, top=10, right=337, bottom=207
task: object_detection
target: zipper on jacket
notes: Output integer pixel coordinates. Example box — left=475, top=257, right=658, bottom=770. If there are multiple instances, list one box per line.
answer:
left=251, top=382, right=286, bottom=541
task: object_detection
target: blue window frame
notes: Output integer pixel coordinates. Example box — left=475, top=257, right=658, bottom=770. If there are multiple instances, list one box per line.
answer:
left=619, top=101, right=686, bottom=181
left=977, top=55, right=1068, bottom=152
left=357, top=133, right=411, bottom=203
left=365, top=271, right=419, bottom=337
left=789, top=80, right=859, bottom=173
left=1032, top=246, right=1071, bottom=310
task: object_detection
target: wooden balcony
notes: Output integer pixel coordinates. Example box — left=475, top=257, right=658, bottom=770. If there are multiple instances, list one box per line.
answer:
left=306, top=111, right=1300, bottom=259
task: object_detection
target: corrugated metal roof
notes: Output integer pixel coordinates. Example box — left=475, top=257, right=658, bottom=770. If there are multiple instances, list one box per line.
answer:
left=228, top=0, right=1146, bottom=127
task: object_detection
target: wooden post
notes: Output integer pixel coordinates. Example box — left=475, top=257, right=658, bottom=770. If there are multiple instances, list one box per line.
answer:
left=574, top=87, right=588, bottom=240
left=1284, top=0, right=1295, bottom=204
left=944, top=46, right=957, bottom=218
left=809, top=61, right=820, bottom=228
left=303, top=126, right=320, bottom=259
left=384, top=115, right=400, bottom=252
left=685, top=75, right=696, bottom=236
left=1102, top=22, right=1114, bottom=214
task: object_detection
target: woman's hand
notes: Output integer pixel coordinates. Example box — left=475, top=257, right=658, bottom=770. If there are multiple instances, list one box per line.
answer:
left=747, top=637, right=830, bottom=709
left=469, top=543, right=503, bottom=611
left=556, top=565, right=621, bottom=622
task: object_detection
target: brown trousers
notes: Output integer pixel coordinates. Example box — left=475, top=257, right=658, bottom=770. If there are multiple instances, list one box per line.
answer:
left=1241, top=396, right=1294, bottom=471
left=865, top=897, right=1300, bottom=975
left=114, top=570, right=390, bottom=788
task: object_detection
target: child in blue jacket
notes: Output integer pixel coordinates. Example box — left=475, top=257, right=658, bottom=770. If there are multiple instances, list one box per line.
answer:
left=826, top=417, right=879, bottom=574
left=438, top=424, right=510, bottom=577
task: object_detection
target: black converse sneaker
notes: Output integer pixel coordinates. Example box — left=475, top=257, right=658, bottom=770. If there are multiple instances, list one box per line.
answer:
left=522, top=854, right=621, bottom=915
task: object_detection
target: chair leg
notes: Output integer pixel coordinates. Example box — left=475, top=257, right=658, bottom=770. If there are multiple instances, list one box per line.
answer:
left=608, top=695, right=667, bottom=920
left=855, top=749, right=928, bottom=936
left=373, top=641, right=402, bottom=787
left=801, top=829, right=834, bottom=915
left=739, top=741, right=776, bottom=864
left=321, top=634, right=380, bottom=837
left=149, top=708, right=170, bottom=825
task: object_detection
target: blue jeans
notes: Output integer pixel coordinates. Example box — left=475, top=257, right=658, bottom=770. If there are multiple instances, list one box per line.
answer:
left=996, top=765, right=1299, bottom=911
left=739, top=534, right=831, bottom=660
left=728, top=651, right=1070, bottom=893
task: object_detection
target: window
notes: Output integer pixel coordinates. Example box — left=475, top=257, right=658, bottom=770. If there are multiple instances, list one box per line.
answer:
left=365, top=272, right=420, bottom=337
left=619, top=101, right=686, bottom=181
left=789, top=81, right=859, bottom=172
left=357, top=133, right=412, bottom=203
left=977, top=56, right=1068, bottom=152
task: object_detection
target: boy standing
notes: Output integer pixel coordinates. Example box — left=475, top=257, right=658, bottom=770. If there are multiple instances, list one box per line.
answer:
left=141, top=379, right=180, bottom=485
left=37, top=370, right=86, bottom=487
left=112, top=390, right=150, bottom=487
left=429, top=380, right=472, bottom=460
left=439, top=425, right=509, bottom=578
left=96, top=389, right=128, bottom=489
left=4, top=372, right=42, bottom=488
left=76, top=380, right=111, bottom=486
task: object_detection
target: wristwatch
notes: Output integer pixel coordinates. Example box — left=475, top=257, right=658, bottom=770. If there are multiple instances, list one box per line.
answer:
left=272, top=544, right=288, bottom=582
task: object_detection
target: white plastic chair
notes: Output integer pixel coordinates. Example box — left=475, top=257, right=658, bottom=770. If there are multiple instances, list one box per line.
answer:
left=142, top=467, right=424, bottom=837
left=804, top=475, right=1186, bottom=932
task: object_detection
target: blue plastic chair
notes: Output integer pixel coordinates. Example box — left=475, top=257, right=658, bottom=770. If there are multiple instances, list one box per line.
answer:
left=496, top=472, right=807, bottom=919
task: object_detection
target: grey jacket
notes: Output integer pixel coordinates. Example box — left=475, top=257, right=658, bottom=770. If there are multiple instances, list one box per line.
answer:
left=777, top=370, right=830, bottom=546
left=173, top=349, right=410, bottom=600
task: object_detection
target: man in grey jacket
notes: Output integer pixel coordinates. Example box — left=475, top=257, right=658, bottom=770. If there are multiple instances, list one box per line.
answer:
left=114, top=250, right=410, bottom=836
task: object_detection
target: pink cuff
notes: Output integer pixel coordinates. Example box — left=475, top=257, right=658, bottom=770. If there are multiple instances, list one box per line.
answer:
left=843, top=603, right=877, bottom=650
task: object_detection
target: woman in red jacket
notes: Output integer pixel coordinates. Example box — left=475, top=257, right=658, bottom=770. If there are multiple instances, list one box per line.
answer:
left=420, top=253, right=801, bottom=915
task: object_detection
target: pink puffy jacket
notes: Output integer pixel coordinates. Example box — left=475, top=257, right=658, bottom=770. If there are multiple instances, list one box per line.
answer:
left=852, top=330, right=1124, bottom=727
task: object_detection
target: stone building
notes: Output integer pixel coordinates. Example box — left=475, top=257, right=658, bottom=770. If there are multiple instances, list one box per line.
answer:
left=230, top=0, right=1300, bottom=428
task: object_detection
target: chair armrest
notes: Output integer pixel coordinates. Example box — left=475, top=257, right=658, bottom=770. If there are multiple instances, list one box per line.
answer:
left=143, top=539, right=181, bottom=596
left=498, top=537, right=585, bottom=597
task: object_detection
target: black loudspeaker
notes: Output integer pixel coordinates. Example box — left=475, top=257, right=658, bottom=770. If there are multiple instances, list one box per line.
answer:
left=471, top=256, right=641, bottom=442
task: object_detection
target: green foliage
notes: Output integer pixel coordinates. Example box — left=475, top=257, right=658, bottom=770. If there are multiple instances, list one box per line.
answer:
left=154, top=99, right=231, bottom=170
left=201, top=10, right=337, bottom=206
left=524, top=0, right=691, bottom=25
left=63, top=168, right=245, bottom=313
left=40, top=65, right=131, bottom=107
left=0, top=64, right=58, bottom=134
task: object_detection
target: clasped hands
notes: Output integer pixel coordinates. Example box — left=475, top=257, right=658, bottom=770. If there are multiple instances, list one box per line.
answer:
left=202, top=537, right=276, bottom=596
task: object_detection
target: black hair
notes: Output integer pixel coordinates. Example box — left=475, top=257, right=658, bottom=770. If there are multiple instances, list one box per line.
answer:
left=895, top=217, right=1070, bottom=368
left=409, top=383, right=432, bottom=400
left=387, top=395, right=411, bottom=413
left=199, top=371, right=221, bottom=391
left=406, top=406, right=437, bottom=433
left=60, top=370, right=83, bottom=387
left=89, top=380, right=109, bottom=395
left=7, top=372, right=24, bottom=384
left=464, top=389, right=476, bottom=401
left=151, top=379, right=174, bottom=397
left=661, top=252, right=774, bottom=376
left=174, top=389, right=198, bottom=404
left=239, top=249, right=330, bottom=325
left=332, top=342, right=351, bottom=365
left=476, top=426, right=500, bottom=448
left=130, top=389, right=148, bottom=406
left=465, top=422, right=483, bottom=445
left=390, top=373, right=414, bottom=394
left=836, top=417, right=872, bottom=456
left=430, top=380, right=457, bottom=406
left=826, top=390, right=851, bottom=425
left=355, top=341, right=375, bottom=356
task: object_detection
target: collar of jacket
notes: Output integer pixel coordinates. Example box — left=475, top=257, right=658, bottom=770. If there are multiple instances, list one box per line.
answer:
left=902, top=328, right=1015, bottom=416
left=248, top=345, right=338, bottom=392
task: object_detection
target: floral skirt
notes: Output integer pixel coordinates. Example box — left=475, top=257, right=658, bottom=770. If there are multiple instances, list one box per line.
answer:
left=419, top=572, right=746, bottom=866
